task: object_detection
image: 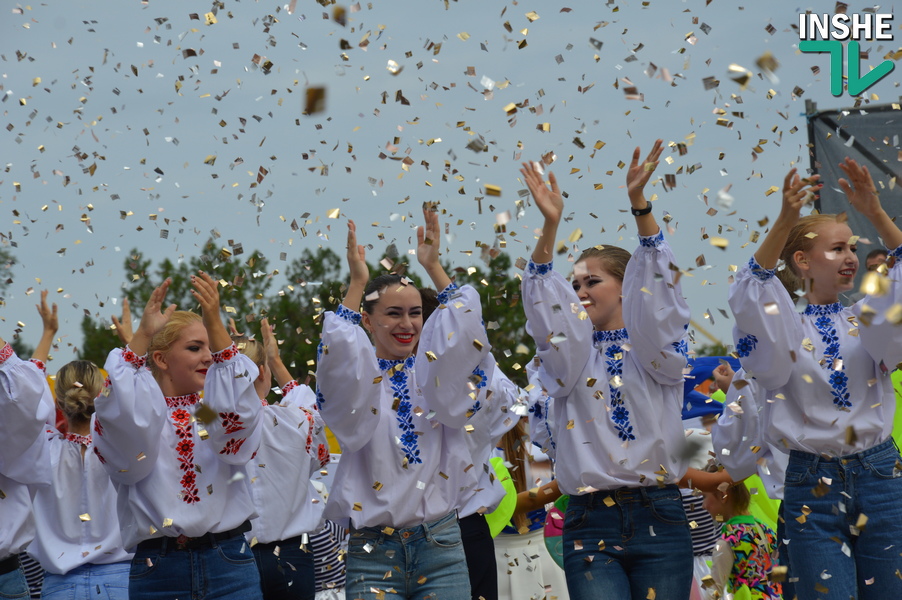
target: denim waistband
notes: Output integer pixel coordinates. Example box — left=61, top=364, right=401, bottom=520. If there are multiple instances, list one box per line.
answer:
left=789, top=438, right=898, bottom=466
left=569, top=484, right=681, bottom=508
left=350, top=511, right=457, bottom=543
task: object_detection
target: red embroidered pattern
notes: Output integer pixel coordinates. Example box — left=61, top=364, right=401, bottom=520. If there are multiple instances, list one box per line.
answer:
left=122, top=346, right=147, bottom=369
left=166, top=393, right=201, bottom=409
left=317, top=443, right=330, bottom=468
left=64, top=433, right=92, bottom=446
left=29, top=358, right=46, bottom=373
left=93, top=418, right=104, bottom=437
left=219, top=412, right=246, bottom=435
left=219, top=437, right=246, bottom=456
left=93, top=448, right=106, bottom=464
left=167, top=403, right=200, bottom=504
left=211, top=344, right=238, bottom=364
left=281, top=380, right=299, bottom=397
left=0, top=344, right=13, bottom=364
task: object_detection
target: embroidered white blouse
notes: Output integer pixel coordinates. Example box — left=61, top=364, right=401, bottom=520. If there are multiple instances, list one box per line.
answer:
left=0, top=347, right=52, bottom=559
left=30, top=423, right=132, bottom=574
left=711, top=369, right=787, bottom=501
left=521, top=232, right=691, bottom=494
left=93, top=344, right=263, bottom=548
left=246, top=381, right=330, bottom=545
left=456, top=360, right=523, bottom=519
left=728, top=246, right=902, bottom=456
left=315, top=283, right=491, bottom=529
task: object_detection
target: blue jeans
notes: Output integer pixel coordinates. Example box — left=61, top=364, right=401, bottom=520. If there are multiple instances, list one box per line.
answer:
left=0, top=561, right=28, bottom=600
left=252, top=538, right=315, bottom=600
left=129, top=535, right=262, bottom=600
left=562, top=485, right=693, bottom=600
left=41, top=562, right=130, bottom=600
left=784, top=439, right=902, bottom=600
left=346, top=511, right=470, bottom=600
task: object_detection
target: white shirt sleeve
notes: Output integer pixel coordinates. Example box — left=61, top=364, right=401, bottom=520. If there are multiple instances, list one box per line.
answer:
left=201, top=345, right=263, bottom=465
left=853, top=244, right=902, bottom=369
left=416, top=284, right=492, bottom=429
left=0, top=347, right=52, bottom=470
left=93, top=348, right=167, bottom=486
left=315, top=305, right=382, bottom=453
left=711, top=369, right=762, bottom=481
left=521, top=260, right=593, bottom=399
left=526, top=358, right=556, bottom=459
left=728, top=257, right=801, bottom=390
left=282, top=381, right=331, bottom=468
left=621, top=232, right=691, bottom=385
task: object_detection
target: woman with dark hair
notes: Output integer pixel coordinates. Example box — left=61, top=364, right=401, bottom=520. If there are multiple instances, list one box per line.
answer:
left=315, top=207, right=492, bottom=600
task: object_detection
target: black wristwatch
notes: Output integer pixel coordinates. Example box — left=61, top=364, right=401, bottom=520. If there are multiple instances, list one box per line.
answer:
left=630, top=203, right=652, bottom=217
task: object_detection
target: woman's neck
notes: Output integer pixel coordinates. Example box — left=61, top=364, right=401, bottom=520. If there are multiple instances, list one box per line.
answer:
left=67, top=419, right=91, bottom=436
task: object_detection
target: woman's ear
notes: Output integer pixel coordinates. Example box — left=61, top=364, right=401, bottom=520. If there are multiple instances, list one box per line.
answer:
left=793, top=250, right=809, bottom=273
left=361, top=312, right=373, bottom=334
left=152, top=350, right=168, bottom=373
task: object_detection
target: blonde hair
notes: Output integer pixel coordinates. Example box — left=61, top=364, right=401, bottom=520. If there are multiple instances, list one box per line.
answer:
left=721, top=481, right=751, bottom=515
left=575, top=245, right=632, bottom=282
left=500, top=419, right=531, bottom=533
left=232, top=334, right=265, bottom=367
left=147, top=311, right=203, bottom=379
left=777, top=214, right=847, bottom=297
left=55, top=360, right=104, bottom=422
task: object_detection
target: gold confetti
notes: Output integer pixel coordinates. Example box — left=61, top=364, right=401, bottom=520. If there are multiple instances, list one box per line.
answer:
left=326, top=208, right=341, bottom=219
left=79, top=513, right=91, bottom=522
left=525, top=11, right=540, bottom=22
left=484, top=184, right=501, bottom=196
left=304, top=87, right=327, bottom=115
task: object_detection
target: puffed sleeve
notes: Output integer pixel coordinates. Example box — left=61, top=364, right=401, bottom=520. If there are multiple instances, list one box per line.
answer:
left=483, top=364, right=523, bottom=441
left=521, top=260, right=593, bottom=399
left=710, top=370, right=762, bottom=481
left=416, top=284, right=492, bottom=428
left=202, top=344, right=263, bottom=464
left=525, top=358, right=556, bottom=459
left=621, top=232, right=691, bottom=385
left=854, top=244, right=902, bottom=369
left=94, top=347, right=167, bottom=485
left=315, top=305, right=381, bottom=453
left=0, top=346, right=53, bottom=479
left=728, top=257, right=801, bottom=390
left=282, top=382, right=330, bottom=468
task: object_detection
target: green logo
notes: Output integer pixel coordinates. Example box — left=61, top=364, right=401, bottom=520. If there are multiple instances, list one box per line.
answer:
left=800, top=40, right=895, bottom=96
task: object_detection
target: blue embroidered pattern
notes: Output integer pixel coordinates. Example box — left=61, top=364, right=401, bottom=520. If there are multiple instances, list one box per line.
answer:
left=593, top=328, right=628, bottom=344
left=803, top=303, right=843, bottom=316
left=672, top=339, right=689, bottom=360
left=807, top=312, right=851, bottom=410
left=314, top=386, right=326, bottom=410
left=436, top=282, right=460, bottom=305
left=526, top=260, right=554, bottom=276
left=468, top=365, right=488, bottom=415
left=747, top=256, right=776, bottom=282
left=529, top=397, right=557, bottom=452
left=735, top=334, right=758, bottom=358
left=639, top=230, right=665, bottom=248
left=378, top=356, right=422, bottom=464
left=335, top=304, right=362, bottom=324
left=890, top=244, right=902, bottom=261
left=603, top=343, right=635, bottom=442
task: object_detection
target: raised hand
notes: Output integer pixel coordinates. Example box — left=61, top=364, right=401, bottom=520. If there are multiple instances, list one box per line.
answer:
left=33, top=290, right=59, bottom=363
left=838, top=158, right=881, bottom=218
left=778, top=168, right=822, bottom=225
left=712, top=363, right=735, bottom=395
left=191, top=271, right=231, bottom=352
left=346, top=220, right=369, bottom=287
left=520, top=161, right=563, bottom=225
left=417, top=204, right=452, bottom=291
left=626, top=139, right=664, bottom=204
left=260, top=317, right=292, bottom=388
left=130, top=279, right=177, bottom=356
left=111, top=297, right=134, bottom=346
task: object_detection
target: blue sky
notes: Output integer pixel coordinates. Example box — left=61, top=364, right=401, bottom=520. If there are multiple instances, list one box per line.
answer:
left=2, top=0, right=900, bottom=358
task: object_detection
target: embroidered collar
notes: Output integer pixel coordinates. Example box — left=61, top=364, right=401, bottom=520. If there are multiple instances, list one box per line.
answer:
left=377, top=355, right=416, bottom=373
left=64, top=432, right=92, bottom=446
left=165, top=393, right=201, bottom=409
left=593, top=328, right=628, bottom=344
left=803, top=302, right=843, bottom=316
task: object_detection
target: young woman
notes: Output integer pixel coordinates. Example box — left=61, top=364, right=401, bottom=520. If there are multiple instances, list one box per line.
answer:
left=315, top=208, right=492, bottom=600
left=0, top=333, right=53, bottom=598
left=520, top=140, right=693, bottom=599
left=238, top=318, right=330, bottom=600
left=728, top=159, right=902, bottom=600
left=92, top=273, right=264, bottom=600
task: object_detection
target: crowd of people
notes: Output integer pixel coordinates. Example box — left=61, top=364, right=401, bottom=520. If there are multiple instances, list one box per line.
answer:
left=1, top=142, right=900, bottom=600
